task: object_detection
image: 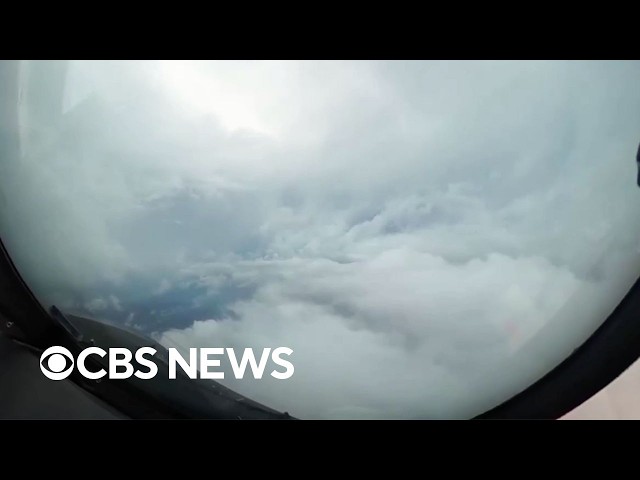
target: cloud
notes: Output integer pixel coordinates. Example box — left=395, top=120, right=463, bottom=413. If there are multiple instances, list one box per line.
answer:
left=157, top=250, right=587, bottom=418
left=154, top=279, right=172, bottom=296
left=2, top=60, right=640, bottom=418
left=85, top=297, right=108, bottom=313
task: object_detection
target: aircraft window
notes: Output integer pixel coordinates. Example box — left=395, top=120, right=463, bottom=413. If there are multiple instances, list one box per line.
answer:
left=1, top=60, right=640, bottom=419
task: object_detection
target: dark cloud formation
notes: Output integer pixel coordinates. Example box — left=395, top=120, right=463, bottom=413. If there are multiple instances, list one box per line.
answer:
left=1, top=60, right=640, bottom=418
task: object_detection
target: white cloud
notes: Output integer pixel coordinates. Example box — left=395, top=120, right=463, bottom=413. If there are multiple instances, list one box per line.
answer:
left=109, top=294, right=122, bottom=311
left=2, top=60, right=640, bottom=418
left=158, top=250, right=587, bottom=418
left=153, top=279, right=172, bottom=296
left=85, top=297, right=108, bottom=312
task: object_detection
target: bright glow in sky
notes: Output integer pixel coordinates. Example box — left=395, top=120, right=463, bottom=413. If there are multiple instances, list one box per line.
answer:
left=156, top=60, right=278, bottom=136
left=1, top=60, right=640, bottom=418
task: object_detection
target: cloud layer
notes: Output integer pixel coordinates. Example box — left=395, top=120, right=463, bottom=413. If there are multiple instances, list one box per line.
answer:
left=1, top=60, right=640, bottom=418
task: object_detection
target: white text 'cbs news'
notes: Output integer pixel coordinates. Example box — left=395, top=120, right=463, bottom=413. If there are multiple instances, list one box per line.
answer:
left=39, top=345, right=294, bottom=381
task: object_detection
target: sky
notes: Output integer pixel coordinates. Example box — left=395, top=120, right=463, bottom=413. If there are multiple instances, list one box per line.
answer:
left=1, top=60, right=640, bottom=418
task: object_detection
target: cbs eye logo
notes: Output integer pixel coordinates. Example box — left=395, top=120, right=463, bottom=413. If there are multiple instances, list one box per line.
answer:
left=39, top=346, right=75, bottom=380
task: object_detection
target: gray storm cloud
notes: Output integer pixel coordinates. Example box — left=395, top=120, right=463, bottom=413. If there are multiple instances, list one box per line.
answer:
left=1, top=60, right=640, bottom=418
